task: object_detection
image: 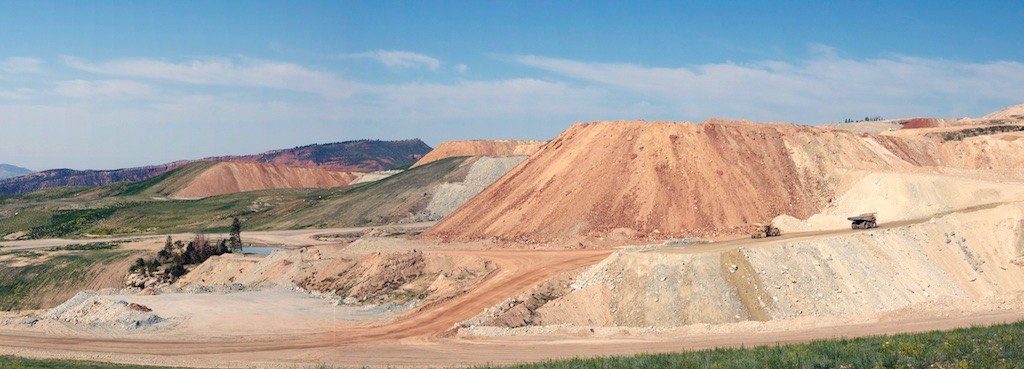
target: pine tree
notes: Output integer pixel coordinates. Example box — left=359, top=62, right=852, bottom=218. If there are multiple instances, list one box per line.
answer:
left=229, top=217, right=243, bottom=252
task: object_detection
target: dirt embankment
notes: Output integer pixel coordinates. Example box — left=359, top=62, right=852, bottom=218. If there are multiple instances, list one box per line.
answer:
left=477, top=202, right=1024, bottom=329
left=425, top=119, right=1024, bottom=244
left=176, top=245, right=496, bottom=307
left=425, top=120, right=924, bottom=243
left=411, top=140, right=545, bottom=168
left=984, top=103, right=1024, bottom=120
left=169, top=162, right=358, bottom=199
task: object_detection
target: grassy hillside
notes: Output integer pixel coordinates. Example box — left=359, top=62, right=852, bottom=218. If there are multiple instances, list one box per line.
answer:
left=3, top=320, right=1024, bottom=368
left=0, top=157, right=472, bottom=239
left=0, top=242, right=141, bottom=310
left=115, top=161, right=217, bottom=197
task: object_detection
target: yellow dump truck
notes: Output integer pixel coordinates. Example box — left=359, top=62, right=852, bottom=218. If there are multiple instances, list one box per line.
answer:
left=848, top=213, right=878, bottom=229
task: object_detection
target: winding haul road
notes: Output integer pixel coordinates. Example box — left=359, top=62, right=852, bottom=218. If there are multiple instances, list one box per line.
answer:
left=2, top=203, right=1024, bottom=367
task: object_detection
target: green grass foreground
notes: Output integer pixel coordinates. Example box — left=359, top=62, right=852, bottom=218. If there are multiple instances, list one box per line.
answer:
left=3, top=320, right=1024, bottom=368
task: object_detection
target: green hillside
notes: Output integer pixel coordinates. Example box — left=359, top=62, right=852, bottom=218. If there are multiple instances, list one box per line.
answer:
left=0, top=157, right=472, bottom=239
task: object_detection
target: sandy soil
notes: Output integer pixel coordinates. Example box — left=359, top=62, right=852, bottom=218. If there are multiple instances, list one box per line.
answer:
left=170, top=162, right=358, bottom=199
left=425, top=120, right=925, bottom=243
left=985, top=103, right=1024, bottom=120
left=1, top=240, right=1022, bottom=368
left=0, top=248, right=612, bottom=368
left=411, top=140, right=546, bottom=168
left=426, top=119, right=1024, bottom=244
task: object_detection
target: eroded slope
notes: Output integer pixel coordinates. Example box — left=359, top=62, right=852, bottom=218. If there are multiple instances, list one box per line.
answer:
left=169, top=162, right=358, bottom=199
left=411, top=140, right=545, bottom=168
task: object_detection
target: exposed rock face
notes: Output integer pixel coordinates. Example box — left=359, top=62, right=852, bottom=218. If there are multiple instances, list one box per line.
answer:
left=169, top=162, right=358, bottom=199
left=411, top=140, right=545, bottom=168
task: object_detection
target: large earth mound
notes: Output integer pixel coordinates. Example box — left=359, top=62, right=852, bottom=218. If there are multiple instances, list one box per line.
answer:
left=984, top=103, right=1024, bottom=120
left=168, top=162, right=358, bottom=199
left=411, top=140, right=545, bottom=168
left=425, top=119, right=1024, bottom=243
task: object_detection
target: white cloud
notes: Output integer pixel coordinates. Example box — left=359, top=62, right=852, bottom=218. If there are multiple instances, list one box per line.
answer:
left=54, top=80, right=154, bottom=99
left=455, top=64, right=469, bottom=73
left=62, top=56, right=354, bottom=98
left=0, top=57, right=44, bottom=74
left=342, top=50, right=441, bottom=71
left=511, top=52, right=1024, bottom=122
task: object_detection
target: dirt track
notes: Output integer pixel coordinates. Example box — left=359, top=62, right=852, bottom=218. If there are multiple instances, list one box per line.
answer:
left=654, top=201, right=1014, bottom=255
left=2, top=207, right=1023, bottom=367
left=0, top=249, right=613, bottom=366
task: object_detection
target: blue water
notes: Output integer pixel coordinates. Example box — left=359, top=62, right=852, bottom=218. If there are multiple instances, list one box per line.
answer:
left=239, top=247, right=280, bottom=256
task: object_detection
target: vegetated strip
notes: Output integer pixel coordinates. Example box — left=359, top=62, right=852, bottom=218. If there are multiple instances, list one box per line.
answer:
left=938, top=125, right=1024, bottom=141
left=2, top=320, right=1024, bottom=368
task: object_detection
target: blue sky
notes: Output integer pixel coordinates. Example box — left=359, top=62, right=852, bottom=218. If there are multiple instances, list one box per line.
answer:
left=2, top=1, right=1023, bottom=170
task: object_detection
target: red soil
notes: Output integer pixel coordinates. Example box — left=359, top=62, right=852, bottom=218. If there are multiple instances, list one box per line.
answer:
left=424, top=119, right=1024, bottom=243
left=170, top=162, right=357, bottom=199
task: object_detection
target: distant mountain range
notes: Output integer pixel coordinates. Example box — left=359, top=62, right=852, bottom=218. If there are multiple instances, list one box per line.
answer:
left=0, top=164, right=33, bottom=180
left=0, top=139, right=431, bottom=196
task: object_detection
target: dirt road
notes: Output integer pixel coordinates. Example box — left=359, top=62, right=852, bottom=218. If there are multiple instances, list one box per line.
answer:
left=3, top=203, right=1024, bottom=367
left=0, top=249, right=613, bottom=366
left=652, top=201, right=1015, bottom=255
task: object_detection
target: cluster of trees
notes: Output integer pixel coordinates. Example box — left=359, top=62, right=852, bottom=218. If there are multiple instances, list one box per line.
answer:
left=128, top=217, right=243, bottom=281
left=842, top=116, right=885, bottom=123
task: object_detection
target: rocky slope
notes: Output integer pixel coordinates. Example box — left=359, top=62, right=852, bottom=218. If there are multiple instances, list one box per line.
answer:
left=494, top=202, right=1024, bottom=328
left=410, top=140, right=544, bottom=168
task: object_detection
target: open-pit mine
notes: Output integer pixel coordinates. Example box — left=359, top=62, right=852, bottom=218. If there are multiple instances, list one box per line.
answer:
left=2, top=106, right=1024, bottom=368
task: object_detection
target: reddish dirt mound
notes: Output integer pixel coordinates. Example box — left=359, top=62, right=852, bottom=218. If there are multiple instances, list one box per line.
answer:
left=424, top=120, right=931, bottom=243
left=170, top=162, right=357, bottom=199
left=411, top=140, right=546, bottom=168
left=899, top=118, right=942, bottom=129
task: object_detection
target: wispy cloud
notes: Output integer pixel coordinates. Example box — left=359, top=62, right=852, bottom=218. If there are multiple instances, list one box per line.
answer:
left=54, top=79, right=154, bottom=99
left=62, top=56, right=355, bottom=98
left=510, top=52, right=1024, bottom=122
left=341, top=50, right=441, bottom=71
left=0, top=57, right=44, bottom=74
